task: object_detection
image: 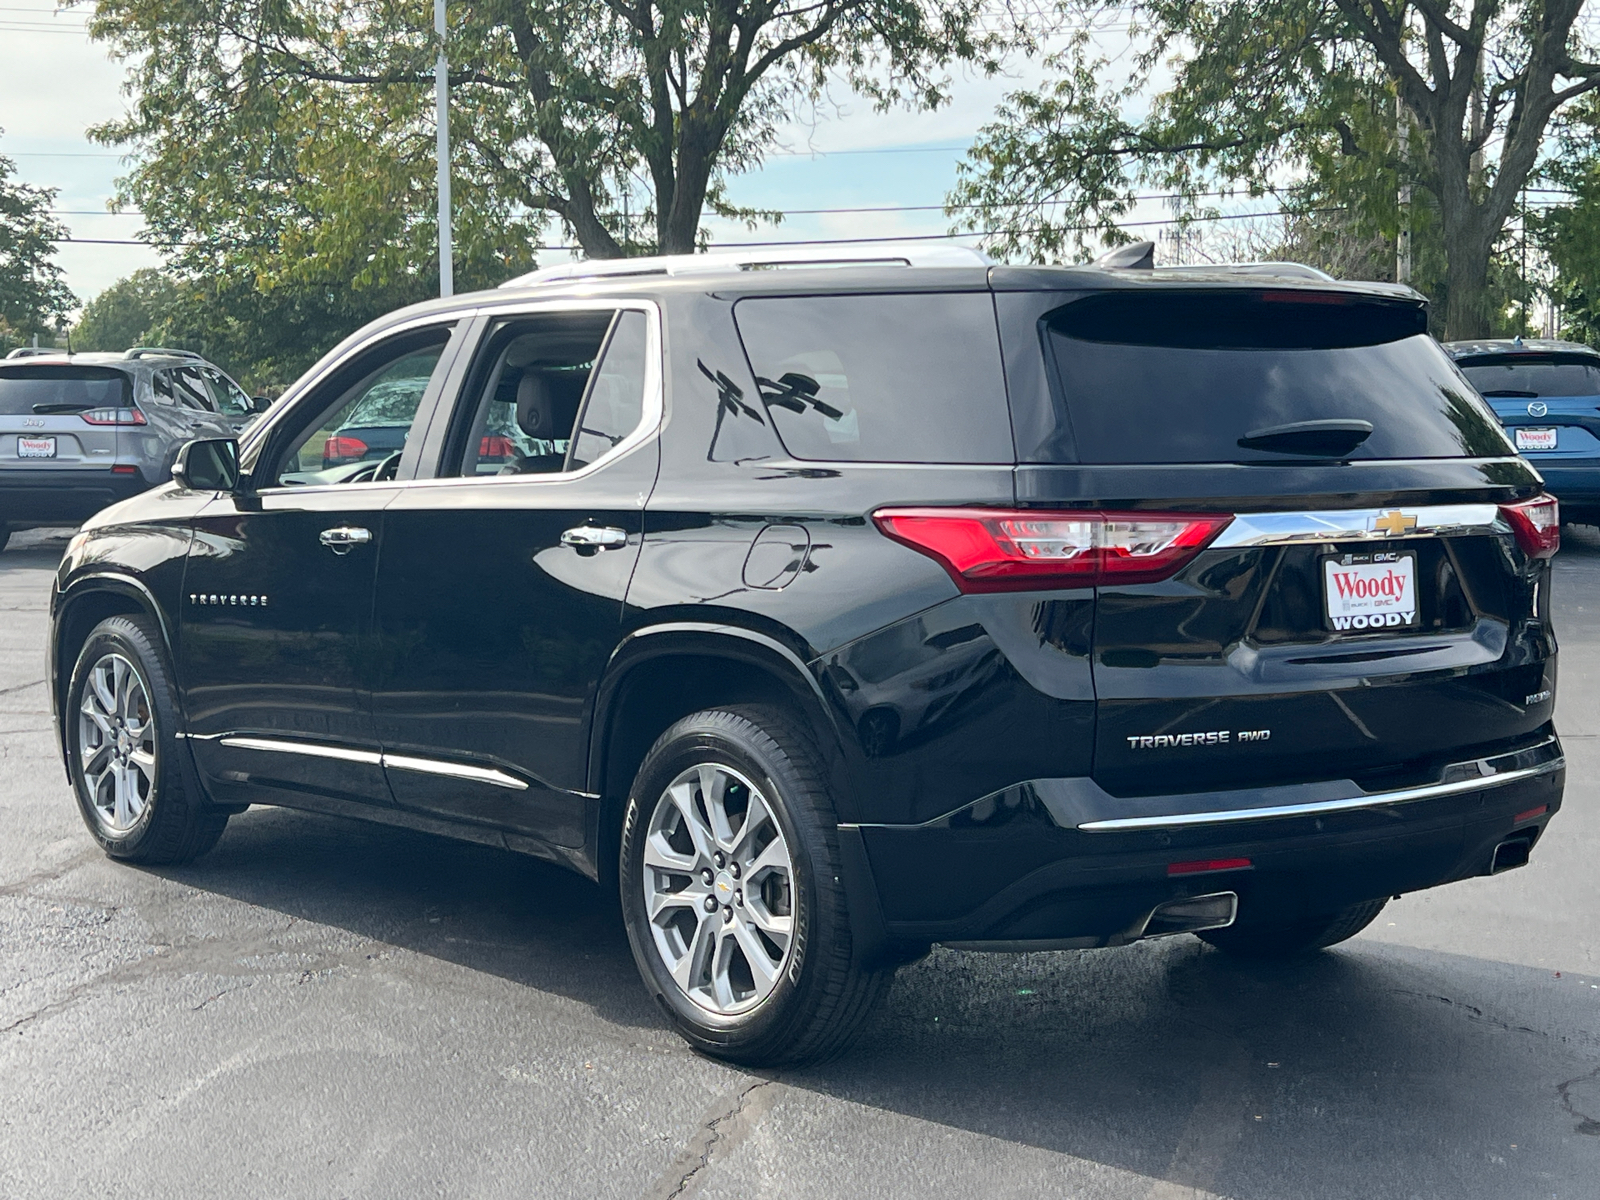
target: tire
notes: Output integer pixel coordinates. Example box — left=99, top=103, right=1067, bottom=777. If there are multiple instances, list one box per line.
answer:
left=64, top=614, right=229, bottom=864
left=619, top=705, right=892, bottom=1067
left=0, top=525, right=10, bottom=553
left=1197, top=898, right=1388, bottom=960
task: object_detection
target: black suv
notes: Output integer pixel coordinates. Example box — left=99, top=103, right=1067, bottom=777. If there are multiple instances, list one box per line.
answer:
left=49, top=244, right=1564, bottom=1066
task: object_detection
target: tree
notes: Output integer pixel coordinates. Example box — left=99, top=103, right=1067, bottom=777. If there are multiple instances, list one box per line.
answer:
left=950, top=1, right=1600, bottom=339
left=0, top=138, right=75, bottom=352
left=84, top=0, right=1004, bottom=268
left=1532, top=95, right=1600, bottom=344
left=72, top=268, right=179, bottom=352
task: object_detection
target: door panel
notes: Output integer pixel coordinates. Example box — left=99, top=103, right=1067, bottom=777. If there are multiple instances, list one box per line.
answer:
left=372, top=450, right=655, bottom=844
left=182, top=488, right=400, bottom=806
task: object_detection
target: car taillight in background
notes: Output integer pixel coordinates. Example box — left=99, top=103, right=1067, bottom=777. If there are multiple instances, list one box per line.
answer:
left=872, top=508, right=1234, bottom=591
left=479, top=435, right=516, bottom=460
left=79, top=407, right=147, bottom=426
left=1499, top=495, right=1560, bottom=559
left=323, top=434, right=369, bottom=464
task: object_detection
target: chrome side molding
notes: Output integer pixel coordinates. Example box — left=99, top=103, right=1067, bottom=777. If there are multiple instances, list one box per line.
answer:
left=215, top=736, right=527, bottom=791
left=1212, top=504, right=1502, bottom=548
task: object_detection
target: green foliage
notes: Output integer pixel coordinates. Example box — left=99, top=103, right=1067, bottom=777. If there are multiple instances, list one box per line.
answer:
left=71, top=268, right=178, bottom=352
left=0, top=139, right=75, bottom=353
left=950, top=1, right=1600, bottom=339
left=1533, top=99, right=1600, bottom=347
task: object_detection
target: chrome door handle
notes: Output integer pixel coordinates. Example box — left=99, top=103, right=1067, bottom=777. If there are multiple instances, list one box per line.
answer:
left=560, top=525, right=628, bottom=550
left=319, top=526, right=372, bottom=554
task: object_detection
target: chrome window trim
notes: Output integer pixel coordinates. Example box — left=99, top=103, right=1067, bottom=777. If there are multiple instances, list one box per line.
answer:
left=218, top=735, right=383, bottom=766
left=1211, top=503, right=1504, bottom=548
left=381, top=753, right=528, bottom=791
left=1076, top=756, right=1562, bottom=832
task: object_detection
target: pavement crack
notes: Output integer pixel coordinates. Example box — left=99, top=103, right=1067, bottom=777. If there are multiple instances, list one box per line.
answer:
left=0, top=847, right=101, bottom=897
left=648, top=1077, right=779, bottom=1200
left=1391, top=989, right=1549, bottom=1038
left=1558, top=1066, right=1600, bottom=1135
left=0, top=677, right=45, bottom=697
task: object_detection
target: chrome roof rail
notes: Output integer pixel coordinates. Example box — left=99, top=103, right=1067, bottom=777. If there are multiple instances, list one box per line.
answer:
left=500, top=242, right=992, bottom=288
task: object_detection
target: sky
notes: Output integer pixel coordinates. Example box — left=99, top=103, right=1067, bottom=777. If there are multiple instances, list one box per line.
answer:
left=0, top=4, right=1168, bottom=311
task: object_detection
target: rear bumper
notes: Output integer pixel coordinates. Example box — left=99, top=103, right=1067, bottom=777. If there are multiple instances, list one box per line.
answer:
left=0, top=468, right=149, bottom=524
left=851, top=736, right=1564, bottom=947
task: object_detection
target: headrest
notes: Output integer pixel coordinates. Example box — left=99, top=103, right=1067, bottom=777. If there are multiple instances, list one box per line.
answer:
left=515, top=372, right=556, bottom=438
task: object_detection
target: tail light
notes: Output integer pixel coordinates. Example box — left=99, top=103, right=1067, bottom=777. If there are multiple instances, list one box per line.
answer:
left=323, top=434, right=368, bottom=462
left=1499, top=495, right=1560, bottom=559
left=80, top=407, right=147, bottom=426
left=479, top=434, right=515, bottom=459
left=872, top=508, right=1233, bottom=591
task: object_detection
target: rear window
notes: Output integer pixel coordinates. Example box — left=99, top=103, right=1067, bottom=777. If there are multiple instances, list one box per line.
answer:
left=1457, top=355, right=1600, bottom=398
left=732, top=293, right=1013, bottom=463
left=0, top=365, right=132, bottom=415
left=1042, top=291, right=1512, bottom=463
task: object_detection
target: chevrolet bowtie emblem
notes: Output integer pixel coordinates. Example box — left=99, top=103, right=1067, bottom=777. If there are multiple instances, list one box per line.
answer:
left=1372, top=510, right=1418, bottom=537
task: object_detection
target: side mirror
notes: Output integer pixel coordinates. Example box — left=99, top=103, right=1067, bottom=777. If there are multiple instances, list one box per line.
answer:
left=250, top=395, right=272, bottom=413
left=172, top=437, right=241, bottom=492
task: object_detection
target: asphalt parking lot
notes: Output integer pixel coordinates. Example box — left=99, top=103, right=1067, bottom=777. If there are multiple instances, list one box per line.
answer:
left=1, top=525, right=1597, bottom=1200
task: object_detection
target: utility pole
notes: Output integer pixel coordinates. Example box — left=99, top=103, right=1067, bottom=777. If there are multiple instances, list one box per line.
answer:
left=435, top=0, right=452, bottom=298
left=1396, top=95, right=1412, bottom=286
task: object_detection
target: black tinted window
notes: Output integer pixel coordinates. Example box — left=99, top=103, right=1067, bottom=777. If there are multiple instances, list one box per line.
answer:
left=1458, top=356, right=1600, bottom=398
left=568, top=311, right=649, bottom=470
left=1043, top=292, right=1511, bottom=463
left=0, top=366, right=130, bottom=414
left=733, top=293, right=1013, bottom=463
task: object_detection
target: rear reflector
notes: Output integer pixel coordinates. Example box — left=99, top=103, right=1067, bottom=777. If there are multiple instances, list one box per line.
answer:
left=1167, top=857, right=1252, bottom=876
left=110, top=464, right=138, bottom=475
left=872, top=508, right=1233, bottom=591
left=1513, top=805, right=1549, bottom=824
left=1499, top=495, right=1560, bottom=559
left=79, top=407, right=147, bottom=426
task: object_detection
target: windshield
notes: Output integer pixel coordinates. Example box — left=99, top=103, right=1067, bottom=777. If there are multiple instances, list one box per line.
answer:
left=0, top=366, right=131, bottom=414
left=1457, top=356, right=1600, bottom=398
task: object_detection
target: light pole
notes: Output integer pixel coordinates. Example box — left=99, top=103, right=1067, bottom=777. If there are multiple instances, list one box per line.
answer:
left=435, top=0, right=453, bottom=298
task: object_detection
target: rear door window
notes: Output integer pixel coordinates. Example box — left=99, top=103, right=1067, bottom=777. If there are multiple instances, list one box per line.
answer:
left=1041, top=290, right=1513, bottom=463
left=732, top=293, right=1013, bottom=463
left=0, top=365, right=131, bottom=414
left=1457, top=356, right=1600, bottom=398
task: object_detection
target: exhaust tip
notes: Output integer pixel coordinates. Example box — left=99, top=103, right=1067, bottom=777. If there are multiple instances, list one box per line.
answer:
left=1491, top=837, right=1532, bottom=874
left=1141, top=891, right=1239, bottom=939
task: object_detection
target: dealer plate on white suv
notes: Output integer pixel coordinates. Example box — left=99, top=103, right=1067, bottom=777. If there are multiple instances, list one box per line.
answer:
left=1323, top=550, right=1417, bottom=631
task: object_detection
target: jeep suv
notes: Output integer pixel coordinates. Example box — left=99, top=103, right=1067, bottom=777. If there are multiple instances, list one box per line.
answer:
left=0, top=347, right=264, bottom=549
left=48, top=245, right=1564, bottom=1066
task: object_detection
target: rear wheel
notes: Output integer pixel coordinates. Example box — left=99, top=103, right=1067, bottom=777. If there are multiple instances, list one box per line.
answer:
left=619, top=705, right=892, bottom=1067
left=65, top=615, right=229, bottom=864
left=0, top=525, right=10, bottom=553
left=1196, top=898, right=1388, bottom=959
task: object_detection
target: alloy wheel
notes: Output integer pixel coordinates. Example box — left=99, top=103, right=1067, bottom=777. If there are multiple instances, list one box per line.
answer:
left=77, top=652, right=157, bottom=833
left=642, top=762, right=796, bottom=1015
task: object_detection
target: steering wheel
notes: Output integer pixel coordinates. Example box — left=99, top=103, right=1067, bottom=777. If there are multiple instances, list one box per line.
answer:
left=372, top=451, right=403, bottom=482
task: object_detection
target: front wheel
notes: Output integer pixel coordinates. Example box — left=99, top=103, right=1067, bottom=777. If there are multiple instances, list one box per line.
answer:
left=1197, top=898, right=1388, bottom=959
left=65, top=615, right=229, bottom=863
left=619, top=706, right=892, bottom=1067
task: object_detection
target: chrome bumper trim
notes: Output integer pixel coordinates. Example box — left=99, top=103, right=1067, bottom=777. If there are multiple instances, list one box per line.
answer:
left=1077, top=757, right=1563, bottom=832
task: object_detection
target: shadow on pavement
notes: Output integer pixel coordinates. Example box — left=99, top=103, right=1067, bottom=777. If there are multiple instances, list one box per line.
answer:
left=157, top=801, right=1600, bottom=1200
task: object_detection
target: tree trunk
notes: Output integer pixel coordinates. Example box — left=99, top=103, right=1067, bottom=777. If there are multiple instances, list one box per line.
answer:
left=1441, top=218, right=1494, bottom=340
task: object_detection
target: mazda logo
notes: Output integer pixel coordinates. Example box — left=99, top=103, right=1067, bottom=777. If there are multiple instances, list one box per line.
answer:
left=1528, top=401, right=1549, bottom=417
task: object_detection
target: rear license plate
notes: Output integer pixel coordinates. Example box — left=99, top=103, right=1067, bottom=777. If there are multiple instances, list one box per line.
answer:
left=17, top=437, right=56, bottom=459
left=1323, top=550, right=1418, bottom=631
left=1515, top=427, right=1557, bottom=451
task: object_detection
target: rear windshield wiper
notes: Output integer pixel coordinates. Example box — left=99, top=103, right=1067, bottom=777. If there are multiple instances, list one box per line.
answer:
left=1478, top=390, right=1540, bottom=398
left=31, top=402, right=95, bottom=414
left=1238, top=419, right=1374, bottom=457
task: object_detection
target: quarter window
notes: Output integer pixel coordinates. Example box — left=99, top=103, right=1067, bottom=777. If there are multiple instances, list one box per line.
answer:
left=731, top=293, right=1014, bottom=464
